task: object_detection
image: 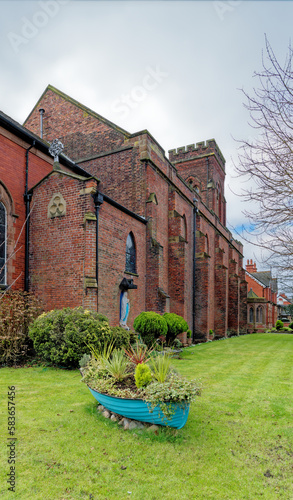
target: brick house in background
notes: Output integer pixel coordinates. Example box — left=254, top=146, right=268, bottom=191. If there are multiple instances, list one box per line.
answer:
left=0, top=84, right=247, bottom=340
left=245, top=260, right=278, bottom=332
left=277, top=293, right=292, bottom=325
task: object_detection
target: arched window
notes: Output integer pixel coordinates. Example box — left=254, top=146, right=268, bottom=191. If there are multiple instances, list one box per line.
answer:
left=249, top=307, right=254, bottom=323
left=0, top=202, right=7, bottom=284
left=125, top=232, right=136, bottom=274
left=205, top=234, right=209, bottom=255
left=256, top=306, right=263, bottom=323
left=182, top=214, right=187, bottom=241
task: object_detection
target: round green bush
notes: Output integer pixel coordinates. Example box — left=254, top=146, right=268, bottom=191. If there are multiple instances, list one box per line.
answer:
left=275, top=319, right=284, bottom=331
left=133, top=312, right=167, bottom=347
left=134, top=363, right=153, bottom=388
left=289, top=321, right=293, bottom=330
left=163, top=313, right=189, bottom=345
left=29, top=307, right=111, bottom=368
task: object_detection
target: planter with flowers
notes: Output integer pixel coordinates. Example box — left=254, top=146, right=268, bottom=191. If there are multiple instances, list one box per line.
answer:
left=81, top=341, right=200, bottom=429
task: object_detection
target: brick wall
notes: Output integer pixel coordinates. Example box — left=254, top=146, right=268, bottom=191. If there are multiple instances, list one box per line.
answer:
left=29, top=168, right=146, bottom=328
left=29, top=172, right=94, bottom=309
left=98, top=200, right=146, bottom=328
left=0, top=128, right=52, bottom=290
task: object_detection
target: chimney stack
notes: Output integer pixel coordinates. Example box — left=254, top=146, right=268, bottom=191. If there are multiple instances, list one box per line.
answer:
left=246, top=259, right=257, bottom=273
left=39, top=108, right=45, bottom=139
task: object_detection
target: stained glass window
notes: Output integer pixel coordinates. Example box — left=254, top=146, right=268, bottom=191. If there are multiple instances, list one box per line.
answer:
left=125, top=233, right=136, bottom=274
left=256, top=306, right=263, bottom=323
left=0, top=202, right=6, bottom=284
left=249, top=307, right=254, bottom=323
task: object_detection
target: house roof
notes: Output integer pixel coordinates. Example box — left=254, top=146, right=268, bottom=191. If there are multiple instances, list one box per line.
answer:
left=249, top=271, right=278, bottom=293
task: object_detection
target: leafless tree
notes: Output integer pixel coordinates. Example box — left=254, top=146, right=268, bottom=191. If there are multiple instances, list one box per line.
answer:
left=235, top=36, right=293, bottom=287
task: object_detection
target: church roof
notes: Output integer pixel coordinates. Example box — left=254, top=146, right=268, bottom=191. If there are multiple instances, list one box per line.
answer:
left=23, top=84, right=131, bottom=138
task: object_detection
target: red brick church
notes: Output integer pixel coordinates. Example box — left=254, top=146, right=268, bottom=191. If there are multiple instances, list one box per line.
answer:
left=0, top=85, right=247, bottom=341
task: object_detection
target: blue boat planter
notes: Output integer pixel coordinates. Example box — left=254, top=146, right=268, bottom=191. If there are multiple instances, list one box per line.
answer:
left=88, top=386, right=190, bottom=429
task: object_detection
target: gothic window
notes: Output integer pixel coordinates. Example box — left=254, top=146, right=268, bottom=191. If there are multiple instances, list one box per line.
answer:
left=125, top=232, right=136, bottom=274
left=182, top=214, right=187, bottom=241
left=249, top=307, right=254, bottom=323
left=0, top=202, right=6, bottom=284
left=256, top=306, right=263, bottom=323
left=205, top=234, right=209, bottom=255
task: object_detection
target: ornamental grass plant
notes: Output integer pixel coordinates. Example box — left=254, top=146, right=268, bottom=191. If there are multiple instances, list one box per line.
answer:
left=148, top=352, right=172, bottom=383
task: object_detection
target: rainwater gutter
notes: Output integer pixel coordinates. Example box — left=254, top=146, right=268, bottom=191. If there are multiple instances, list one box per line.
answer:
left=93, top=191, right=104, bottom=310
left=192, top=197, right=198, bottom=341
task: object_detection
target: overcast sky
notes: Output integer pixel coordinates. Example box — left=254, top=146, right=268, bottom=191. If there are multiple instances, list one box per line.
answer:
left=1, top=0, right=293, bottom=276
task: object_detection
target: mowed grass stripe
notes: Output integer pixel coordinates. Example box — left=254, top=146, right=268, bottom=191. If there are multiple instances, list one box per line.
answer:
left=0, top=334, right=293, bottom=500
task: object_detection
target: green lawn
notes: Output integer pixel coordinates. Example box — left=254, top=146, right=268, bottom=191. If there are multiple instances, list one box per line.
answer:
left=1, top=334, right=293, bottom=500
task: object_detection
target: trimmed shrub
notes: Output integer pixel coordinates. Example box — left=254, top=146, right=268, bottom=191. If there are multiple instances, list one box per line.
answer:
left=187, top=329, right=192, bottom=339
left=163, top=313, right=189, bottom=345
left=289, top=321, right=293, bottom=330
left=276, top=319, right=284, bottom=331
left=29, top=307, right=111, bottom=368
left=133, top=312, right=167, bottom=347
left=135, top=363, right=153, bottom=388
left=0, top=291, right=42, bottom=366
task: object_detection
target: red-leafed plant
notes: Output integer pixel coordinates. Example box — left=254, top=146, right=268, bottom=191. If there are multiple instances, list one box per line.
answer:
left=123, top=341, right=154, bottom=365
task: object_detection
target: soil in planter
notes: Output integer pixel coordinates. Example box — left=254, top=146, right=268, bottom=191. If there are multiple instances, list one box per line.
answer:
left=111, top=372, right=140, bottom=395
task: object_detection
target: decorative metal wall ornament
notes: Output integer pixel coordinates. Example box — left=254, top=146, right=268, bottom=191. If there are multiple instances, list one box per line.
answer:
left=48, top=193, right=66, bottom=218
left=49, top=139, right=64, bottom=162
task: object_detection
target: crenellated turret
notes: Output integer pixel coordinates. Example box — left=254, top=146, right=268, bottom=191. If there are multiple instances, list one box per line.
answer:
left=168, top=139, right=226, bottom=225
left=168, top=139, right=225, bottom=171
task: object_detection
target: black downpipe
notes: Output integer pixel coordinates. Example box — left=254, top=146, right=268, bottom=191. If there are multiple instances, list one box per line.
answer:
left=24, top=141, right=35, bottom=292
left=93, top=192, right=104, bottom=310
left=192, top=198, right=198, bottom=342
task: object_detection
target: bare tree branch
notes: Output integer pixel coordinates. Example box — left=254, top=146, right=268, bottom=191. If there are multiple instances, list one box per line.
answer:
left=235, top=36, right=293, bottom=281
